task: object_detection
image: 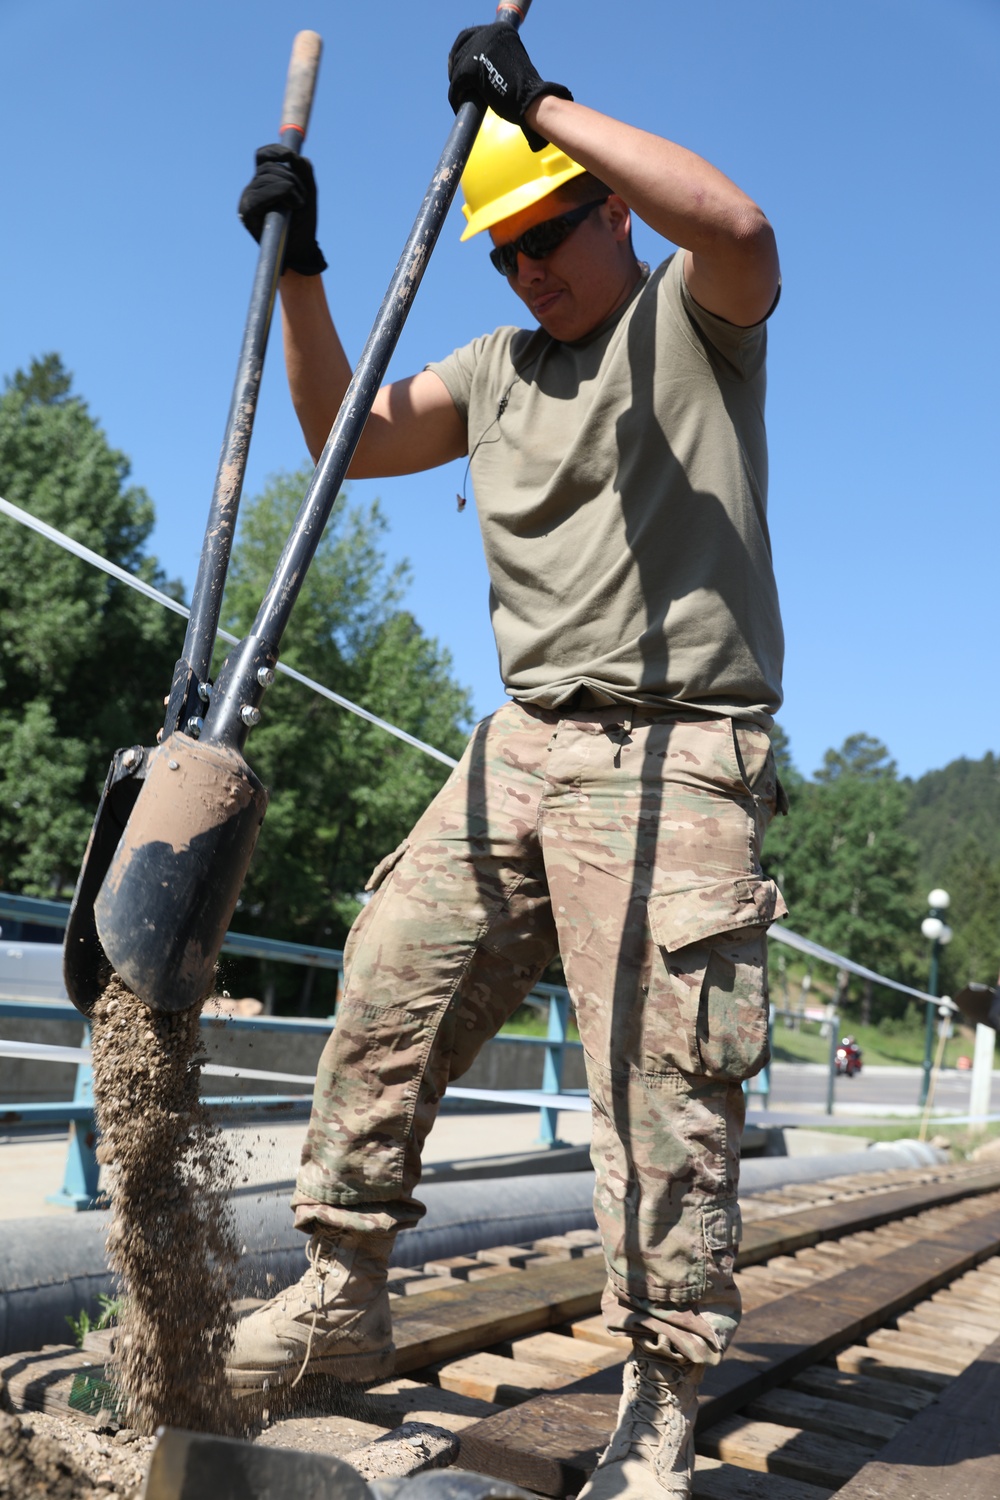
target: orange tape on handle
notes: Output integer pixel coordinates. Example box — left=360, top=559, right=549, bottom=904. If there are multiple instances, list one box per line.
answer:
left=496, top=0, right=532, bottom=22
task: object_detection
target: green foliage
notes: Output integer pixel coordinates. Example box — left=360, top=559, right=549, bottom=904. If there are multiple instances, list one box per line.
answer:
left=66, top=1293, right=121, bottom=1348
left=764, top=732, right=921, bottom=1005
left=216, top=469, right=472, bottom=1008
left=936, top=835, right=1000, bottom=994
left=905, top=752, right=1000, bottom=879
left=765, top=730, right=1000, bottom=1013
left=901, top=754, right=1000, bottom=993
left=0, top=355, right=184, bottom=895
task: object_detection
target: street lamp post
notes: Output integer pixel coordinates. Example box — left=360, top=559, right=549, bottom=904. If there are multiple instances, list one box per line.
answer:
left=919, top=888, right=952, bottom=1108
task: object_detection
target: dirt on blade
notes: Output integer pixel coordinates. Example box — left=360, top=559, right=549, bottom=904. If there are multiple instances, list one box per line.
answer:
left=90, top=975, right=241, bottom=1436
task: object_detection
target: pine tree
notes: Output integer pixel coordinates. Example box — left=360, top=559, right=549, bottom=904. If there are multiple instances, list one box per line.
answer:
left=0, top=355, right=184, bottom=894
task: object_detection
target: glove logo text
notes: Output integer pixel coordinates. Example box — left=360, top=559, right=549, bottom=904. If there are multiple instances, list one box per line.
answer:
left=476, top=52, right=509, bottom=97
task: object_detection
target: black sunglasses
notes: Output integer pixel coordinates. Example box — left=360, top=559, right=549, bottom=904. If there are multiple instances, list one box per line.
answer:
left=489, top=197, right=609, bottom=277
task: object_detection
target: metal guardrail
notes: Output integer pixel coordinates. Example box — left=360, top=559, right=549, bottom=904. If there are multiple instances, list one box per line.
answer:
left=1, top=893, right=583, bottom=1209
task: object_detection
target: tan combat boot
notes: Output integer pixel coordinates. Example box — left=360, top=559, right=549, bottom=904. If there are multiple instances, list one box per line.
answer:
left=226, top=1228, right=395, bottom=1390
left=577, top=1352, right=702, bottom=1499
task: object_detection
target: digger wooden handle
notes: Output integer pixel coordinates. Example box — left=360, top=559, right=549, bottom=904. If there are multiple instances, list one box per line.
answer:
left=280, top=29, right=322, bottom=139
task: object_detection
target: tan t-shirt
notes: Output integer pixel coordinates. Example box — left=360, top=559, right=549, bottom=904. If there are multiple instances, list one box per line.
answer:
left=427, top=252, right=783, bottom=726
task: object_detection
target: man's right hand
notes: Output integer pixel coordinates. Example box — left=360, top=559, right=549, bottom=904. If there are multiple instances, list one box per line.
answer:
left=238, top=145, right=328, bottom=276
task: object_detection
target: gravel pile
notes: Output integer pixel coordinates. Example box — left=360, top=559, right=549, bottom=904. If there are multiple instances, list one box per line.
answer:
left=90, top=976, right=241, bottom=1437
left=0, top=1405, right=154, bottom=1500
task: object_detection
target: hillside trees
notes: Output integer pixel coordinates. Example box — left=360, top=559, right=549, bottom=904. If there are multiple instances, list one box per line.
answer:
left=765, top=731, right=1000, bottom=1012
left=763, top=732, right=921, bottom=1015
left=0, top=356, right=184, bottom=894
left=903, top=756, right=1000, bottom=994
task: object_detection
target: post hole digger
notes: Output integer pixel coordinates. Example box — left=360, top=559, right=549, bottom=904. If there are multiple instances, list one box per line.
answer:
left=64, top=1, right=533, bottom=1019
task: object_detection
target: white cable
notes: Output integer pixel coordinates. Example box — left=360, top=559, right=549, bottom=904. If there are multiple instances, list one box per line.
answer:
left=0, top=497, right=949, bottom=1010
left=0, top=1039, right=589, bottom=1109
left=768, top=925, right=948, bottom=1010
left=0, top=495, right=459, bottom=771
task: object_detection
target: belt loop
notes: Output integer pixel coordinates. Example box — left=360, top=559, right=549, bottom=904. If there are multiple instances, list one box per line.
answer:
left=730, top=719, right=753, bottom=797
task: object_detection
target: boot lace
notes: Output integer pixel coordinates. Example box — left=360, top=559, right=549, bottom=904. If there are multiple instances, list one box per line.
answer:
left=607, top=1356, right=694, bottom=1469
left=290, top=1235, right=336, bottom=1388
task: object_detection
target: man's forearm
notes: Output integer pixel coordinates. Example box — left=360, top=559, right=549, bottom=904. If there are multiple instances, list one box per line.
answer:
left=527, top=96, right=778, bottom=325
left=528, top=96, right=768, bottom=254
left=279, top=270, right=352, bottom=463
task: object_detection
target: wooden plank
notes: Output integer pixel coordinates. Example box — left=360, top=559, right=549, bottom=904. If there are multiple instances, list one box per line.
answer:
left=423, top=1255, right=492, bottom=1279
left=738, top=1278, right=801, bottom=1313
left=392, top=1254, right=607, bottom=1375
left=835, top=1345, right=953, bottom=1391
left=564, top=1313, right=632, bottom=1353
left=693, top=1456, right=833, bottom=1500
left=701, top=1206, right=1000, bottom=1422
left=786, top=1363, right=934, bottom=1419
left=465, top=1263, right=530, bottom=1282
left=931, top=1282, right=1000, bottom=1314
left=918, top=1278, right=1000, bottom=1315
left=835, top=1330, right=1000, bottom=1499
left=386, top=1268, right=441, bottom=1295
left=456, top=1208, right=1000, bottom=1496
left=473, top=1246, right=552, bottom=1269
left=754, top=1257, right=824, bottom=1284
left=898, top=1310, right=997, bottom=1347
left=863, top=1330, right=971, bottom=1373
left=530, top=1233, right=602, bottom=1261
left=458, top=1381, right=621, bottom=1497
left=434, top=1351, right=572, bottom=1405
left=736, top=1167, right=1000, bottom=1268
left=954, top=1272, right=1000, bottom=1297
left=948, top=1275, right=1000, bottom=1306
left=0, top=1345, right=122, bottom=1423
left=363, top=1376, right=503, bottom=1431
left=744, top=1385, right=904, bottom=1444
left=698, top=1415, right=878, bottom=1488
left=505, top=1332, right=623, bottom=1375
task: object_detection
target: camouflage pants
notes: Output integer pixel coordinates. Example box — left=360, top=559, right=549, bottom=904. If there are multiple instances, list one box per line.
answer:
left=293, top=701, right=785, bottom=1365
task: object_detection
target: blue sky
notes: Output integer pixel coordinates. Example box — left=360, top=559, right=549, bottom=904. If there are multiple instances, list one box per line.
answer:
left=2, top=0, right=997, bottom=782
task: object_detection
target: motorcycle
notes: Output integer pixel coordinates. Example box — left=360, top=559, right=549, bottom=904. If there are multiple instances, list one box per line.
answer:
left=835, top=1036, right=863, bottom=1077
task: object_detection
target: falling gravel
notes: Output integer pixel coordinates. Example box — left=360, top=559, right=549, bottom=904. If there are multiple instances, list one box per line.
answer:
left=90, top=975, right=240, bottom=1436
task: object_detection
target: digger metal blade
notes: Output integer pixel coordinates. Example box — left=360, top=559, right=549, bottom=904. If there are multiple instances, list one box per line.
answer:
left=142, top=1427, right=374, bottom=1500
left=953, top=983, right=1000, bottom=1032
left=63, top=745, right=150, bottom=1017
left=93, top=731, right=267, bottom=1013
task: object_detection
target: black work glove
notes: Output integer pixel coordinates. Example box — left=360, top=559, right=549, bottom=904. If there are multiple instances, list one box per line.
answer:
left=238, top=144, right=328, bottom=276
left=447, top=22, right=572, bottom=151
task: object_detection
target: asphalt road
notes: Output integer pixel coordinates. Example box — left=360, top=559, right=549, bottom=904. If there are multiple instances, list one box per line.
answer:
left=763, top=1059, right=1000, bottom=1119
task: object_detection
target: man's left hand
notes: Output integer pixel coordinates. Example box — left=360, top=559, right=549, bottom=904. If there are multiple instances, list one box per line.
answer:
left=447, top=22, right=572, bottom=150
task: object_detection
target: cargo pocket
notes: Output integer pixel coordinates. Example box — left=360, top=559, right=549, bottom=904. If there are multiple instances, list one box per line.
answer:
left=644, top=876, right=787, bottom=1080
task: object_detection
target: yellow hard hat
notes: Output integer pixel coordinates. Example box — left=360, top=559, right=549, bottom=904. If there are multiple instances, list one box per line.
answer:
left=459, top=109, right=585, bottom=241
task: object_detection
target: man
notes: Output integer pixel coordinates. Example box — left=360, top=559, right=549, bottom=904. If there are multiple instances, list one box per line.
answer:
left=231, top=23, right=786, bottom=1498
